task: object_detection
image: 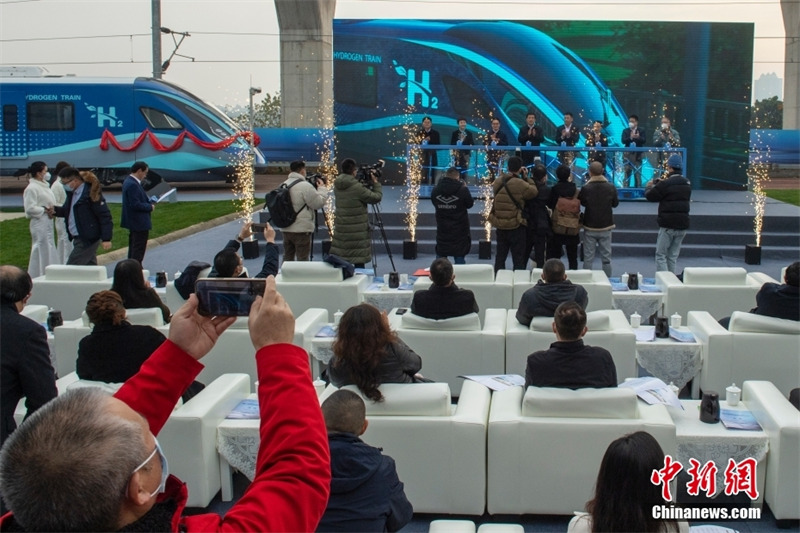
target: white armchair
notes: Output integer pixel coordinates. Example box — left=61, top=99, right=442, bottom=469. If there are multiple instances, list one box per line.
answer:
left=742, top=381, right=800, bottom=523
left=387, top=308, right=506, bottom=393
left=320, top=380, right=491, bottom=515
left=504, top=309, right=636, bottom=381
left=275, top=262, right=370, bottom=317
left=689, top=310, right=800, bottom=397
left=29, top=265, right=111, bottom=320
left=657, top=267, right=777, bottom=320
left=413, top=265, right=513, bottom=323
left=20, top=304, right=49, bottom=324
left=487, top=386, right=676, bottom=515
left=512, top=269, right=613, bottom=311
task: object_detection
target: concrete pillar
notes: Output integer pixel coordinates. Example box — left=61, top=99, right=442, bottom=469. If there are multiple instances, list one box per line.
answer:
left=782, top=0, right=799, bottom=128
left=274, top=0, right=336, bottom=129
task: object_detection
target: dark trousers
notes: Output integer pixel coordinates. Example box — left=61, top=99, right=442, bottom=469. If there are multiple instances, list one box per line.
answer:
left=547, top=233, right=580, bottom=270
left=525, top=226, right=548, bottom=269
left=66, top=238, right=101, bottom=265
left=128, top=230, right=149, bottom=264
left=494, top=225, right=527, bottom=272
left=282, top=232, right=312, bottom=261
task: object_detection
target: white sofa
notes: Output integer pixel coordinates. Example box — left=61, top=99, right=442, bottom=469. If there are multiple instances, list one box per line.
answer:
left=742, top=381, right=800, bottom=523
left=413, top=265, right=513, bottom=323
left=387, top=309, right=506, bottom=393
left=20, top=304, right=49, bottom=324
left=52, top=308, right=166, bottom=378
left=689, top=310, right=800, bottom=397
left=487, top=386, right=677, bottom=515
left=504, top=309, right=636, bottom=381
left=512, top=269, right=613, bottom=311
left=320, top=380, right=491, bottom=515
left=29, top=265, right=111, bottom=320
left=275, top=262, right=370, bottom=317
left=656, top=267, right=777, bottom=321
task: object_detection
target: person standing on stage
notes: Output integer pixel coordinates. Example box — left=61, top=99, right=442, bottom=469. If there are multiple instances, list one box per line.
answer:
left=432, top=167, right=474, bottom=264
left=556, top=112, right=580, bottom=166
left=417, top=116, right=440, bottom=184
left=22, top=161, right=58, bottom=278
left=450, top=117, right=474, bottom=178
left=586, top=120, right=608, bottom=168
left=484, top=117, right=508, bottom=182
left=622, top=114, right=646, bottom=187
left=121, top=161, right=154, bottom=264
left=645, top=153, right=691, bottom=274
left=517, top=112, right=545, bottom=170
left=652, top=116, right=681, bottom=167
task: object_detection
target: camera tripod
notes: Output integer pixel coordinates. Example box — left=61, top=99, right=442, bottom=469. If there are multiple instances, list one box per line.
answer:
left=369, top=202, right=396, bottom=274
left=310, top=207, right=333, bottom=261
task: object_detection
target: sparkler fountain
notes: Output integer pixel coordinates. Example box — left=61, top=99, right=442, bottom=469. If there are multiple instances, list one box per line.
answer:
left=745, top=125, right=771, bottom=264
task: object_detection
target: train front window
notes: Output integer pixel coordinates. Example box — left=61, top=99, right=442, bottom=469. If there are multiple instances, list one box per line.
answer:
left=140, top=107, right=183, bottom=130
left=169, top=100, right=229, bottom=138
left=27, top=102, right=74, bottom=131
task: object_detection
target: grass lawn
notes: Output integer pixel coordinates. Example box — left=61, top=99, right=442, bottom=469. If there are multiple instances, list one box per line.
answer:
left=765, top=189, right=800, bottom=207
left=0, top=201, right=239, bottom=269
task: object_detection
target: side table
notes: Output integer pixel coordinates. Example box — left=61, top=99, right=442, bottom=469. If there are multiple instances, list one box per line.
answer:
left=362, top=287, right=414, bottom=312
left=636, top=326, right=703, bottom=396
left=613, top=289, right=663, bottom=320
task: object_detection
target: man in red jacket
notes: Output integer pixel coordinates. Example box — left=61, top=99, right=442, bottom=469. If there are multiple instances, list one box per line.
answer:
left=0, top=277, right=331, bottom=532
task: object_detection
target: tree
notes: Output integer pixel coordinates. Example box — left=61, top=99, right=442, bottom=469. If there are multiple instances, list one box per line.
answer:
left=751, top=96, right=783, bottom=129
left=229, top=92, right=282, bottom=129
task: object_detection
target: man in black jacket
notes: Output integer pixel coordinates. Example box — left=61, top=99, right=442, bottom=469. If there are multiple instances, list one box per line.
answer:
left=517, top=112, right=544, bottom=169
left=578, top=162, right=619, bottom=277
left=645, top=153, right=691, bottom=273
left=450, top=117, right=474, bottom=177
left=523, top=164, right=551, bottom=269
left=211, top=221, right=279, bottom=278
left=411, top=258, right=479, bottom=320
left=0, top=265, right=57, bottom=445
left=317, top=389, right=412, bottom=533
left=51, top=167, right=113, bottom=265
left=431, top=167, right=474, bottom=264
left=417, top=116, right=440, bottom=184
left=516, top=259, right=589, bottom=326
left=524, top=301, right=617, bottom=389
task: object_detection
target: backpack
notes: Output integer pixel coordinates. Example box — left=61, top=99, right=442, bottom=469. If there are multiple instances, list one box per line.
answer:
left=264, top=179, right=304, bottom=228
left=551, top=193, right=582, bottom=236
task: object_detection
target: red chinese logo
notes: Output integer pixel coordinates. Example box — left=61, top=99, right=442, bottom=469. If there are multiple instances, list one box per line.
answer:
left=651, top=454, right=683, bottom=501
left=651, top=456, right=759, bottom=500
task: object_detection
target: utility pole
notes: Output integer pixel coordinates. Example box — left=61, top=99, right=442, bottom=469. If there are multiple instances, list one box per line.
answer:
left=152, top=0, right=162, bottom=79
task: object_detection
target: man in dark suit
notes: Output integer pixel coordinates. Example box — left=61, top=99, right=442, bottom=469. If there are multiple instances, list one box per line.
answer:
left=410, top=258, right=479, bottom=320
left=121, top=161, right=154, bottom=264
left=417, top=116, right=440, bottom=184
left=0, top=265, right=57, bottom=445
left=556, top=112, right=580, bottom=167
left=517, top=112, right=544, bottom=169
left=484, top=117, right=508, bottom=182
left=621, top=114, right=647, bottom=187
left=450, top=117, right=474, bottom=178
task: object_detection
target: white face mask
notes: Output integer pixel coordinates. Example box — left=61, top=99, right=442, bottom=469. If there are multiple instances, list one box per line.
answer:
left=132, top=438, right=169, bottom=498
left=629, top=122, right=636, bottom=129
left=44, top=172, right=51, bottom=181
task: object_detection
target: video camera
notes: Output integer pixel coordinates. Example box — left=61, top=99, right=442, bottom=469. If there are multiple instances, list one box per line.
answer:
left=307, top=172, right=325, bottom=189
left=356, top=159, right=385, bottom=186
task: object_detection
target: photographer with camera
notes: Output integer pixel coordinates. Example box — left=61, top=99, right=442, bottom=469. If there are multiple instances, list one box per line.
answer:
left=330, top=159, right=383, bottom=268
left=280, top=161, right=329, bottom=261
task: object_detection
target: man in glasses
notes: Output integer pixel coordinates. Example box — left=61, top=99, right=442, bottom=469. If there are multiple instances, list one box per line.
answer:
left=0, top=278, right=331, bottom=532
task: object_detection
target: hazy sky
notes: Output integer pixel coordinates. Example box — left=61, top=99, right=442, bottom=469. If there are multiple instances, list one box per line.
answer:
left=0, top=0, right=787, bottom=107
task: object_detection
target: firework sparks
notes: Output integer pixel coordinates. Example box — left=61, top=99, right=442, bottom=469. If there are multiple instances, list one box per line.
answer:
left=232, top=151, right=256, bottom=226
left=400, top=107, right=421, bottom=242
left=747, top=124, right=771, bottom=247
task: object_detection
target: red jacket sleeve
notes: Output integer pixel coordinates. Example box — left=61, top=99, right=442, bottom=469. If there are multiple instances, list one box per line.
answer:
left=183, top=343, right=331, bottom=533
left=113, top=340, right=203, bottom=434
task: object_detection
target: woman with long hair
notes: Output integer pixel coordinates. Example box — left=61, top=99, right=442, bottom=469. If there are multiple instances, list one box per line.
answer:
left=49, top=161, right=73, bottom=263
left=23, top=161, right=58, bottom=277
left=328, top=303, right=423, bottom=402
left=110, top=259, right=171, bottom=323
left=568, top=431, right=688, bottom=533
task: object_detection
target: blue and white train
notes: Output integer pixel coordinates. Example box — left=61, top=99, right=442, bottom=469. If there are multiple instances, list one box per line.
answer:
left=0, top=73, right=266, bottom=183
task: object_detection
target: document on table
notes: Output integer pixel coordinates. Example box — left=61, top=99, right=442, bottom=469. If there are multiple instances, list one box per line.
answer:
left=635, top=327, right=656, bottom=342
left=619, top=376, right=682, bottom=408
left=227, top=399, right=259, bottom=419
left=720, top=408, right=762, bottom=431
left=639, top=284, right=662, bottom=293
left=460, top=374, right=525, bottom=391
left=610, top=282, right=629, bottom=292
left=315, top=325, right=337, bottom=337
left=669, top=328, right=696, bottom=342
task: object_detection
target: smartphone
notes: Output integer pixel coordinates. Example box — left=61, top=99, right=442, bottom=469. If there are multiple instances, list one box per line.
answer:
left=251, top=223, right=269, bottom=232
left=195, top=278, right=266, bottom=317
left=395, top=308, right=408, bottom=315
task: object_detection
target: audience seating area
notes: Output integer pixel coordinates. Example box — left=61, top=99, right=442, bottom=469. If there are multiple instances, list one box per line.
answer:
left=413, top=265, right=514, bottom=322
left=274, top=261, right=370, bottom=318
left=29, top=265, right=111, bottom=320
left=511, top=268, right=613, bottom=311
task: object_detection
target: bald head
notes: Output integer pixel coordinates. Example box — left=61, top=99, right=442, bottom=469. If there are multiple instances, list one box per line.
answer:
left=321, top=389, right=367, bottom=435
left=0, top=265, right=32, bottom=305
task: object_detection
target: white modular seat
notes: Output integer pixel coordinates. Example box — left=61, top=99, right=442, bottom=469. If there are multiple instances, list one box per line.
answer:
left=656, top=267, right=777, bottom=321
left=504, top=309, right=636, bottom=381
left=511, top=268, right=613, bottom=311
left=742, top=381, right=800, bottom=522
left=275, top=262, right=370, bottom=317
left=487, top=386, right=676, bottom=515
left=29, top=265, right=111, bottom=320
left=413, top=265, right=513, bottom=323
left=429, top=520, right=477, bottom=533
left=387, top=308, right=506, bottom=393
left=52, top=308, right=166, bottom=378
left=320, top=380, right=491, bottom=515
left=689, top=310, right=800, bottom=397
left=163, top=267, right=213, bottom=314
left=20, top=304, right=49, bottom=324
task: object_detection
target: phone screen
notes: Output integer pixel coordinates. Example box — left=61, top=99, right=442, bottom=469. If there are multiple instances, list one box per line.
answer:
left=195, top=278, right=266, bottom=317
left=251, top=223, right=268, bottom=232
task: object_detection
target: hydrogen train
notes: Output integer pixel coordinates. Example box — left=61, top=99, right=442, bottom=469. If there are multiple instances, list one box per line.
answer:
left=0, top=74, right=266, bottom=184
left=332, top=19, right=635, bottom=182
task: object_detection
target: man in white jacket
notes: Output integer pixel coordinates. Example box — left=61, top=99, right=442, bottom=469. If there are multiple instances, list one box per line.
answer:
left=280, top=161, right=329, bottom=261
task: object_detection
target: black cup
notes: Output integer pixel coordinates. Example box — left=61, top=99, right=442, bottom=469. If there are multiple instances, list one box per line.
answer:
left=700, top=391, right=720, bottom=424
left=388, top=272, right=400, bottom=289
left=156, top=271, right=167, bottom=288
left=627, top=272, right=639, bottom=290
left=655, top=316, right=670, bottom=338
left=47, top=310, right=63, bottom=331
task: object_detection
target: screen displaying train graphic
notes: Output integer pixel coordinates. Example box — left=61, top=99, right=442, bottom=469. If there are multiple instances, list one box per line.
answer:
left=332, top=19, right=754, bottom=189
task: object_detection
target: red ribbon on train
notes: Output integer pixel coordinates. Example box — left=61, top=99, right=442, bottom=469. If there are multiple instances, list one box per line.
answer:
left=99, top=129, right=260, bottom=152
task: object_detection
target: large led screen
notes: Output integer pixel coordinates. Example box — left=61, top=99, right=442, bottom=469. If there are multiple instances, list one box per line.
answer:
left=333, top=19, right=754, bottom=189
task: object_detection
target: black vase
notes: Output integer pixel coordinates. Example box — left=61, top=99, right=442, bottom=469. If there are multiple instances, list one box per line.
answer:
left=700, top=391, right=720, bottom=424
left=155, top=271, right=167, bottom=288
left=627, top=272, right=639, bottom=290
left=655, top=316, right=670, bottom=338
left=388, top=272, right=400, bottom=289
left=47, top=310, right=63, bottom=331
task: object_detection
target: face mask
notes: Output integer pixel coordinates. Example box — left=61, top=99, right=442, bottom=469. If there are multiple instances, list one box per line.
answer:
left=44, top=172, right=51, bottom=181
left=662, top=123, right=669, bottom=130
left=133, top=438, right=169, bottom=498
left=62, top=183, right=72, bottom=193
left=629, top=122, right=636, bottom=129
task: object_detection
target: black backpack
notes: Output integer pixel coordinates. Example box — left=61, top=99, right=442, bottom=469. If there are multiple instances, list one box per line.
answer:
left=264, top=179, right=304, bottom=228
